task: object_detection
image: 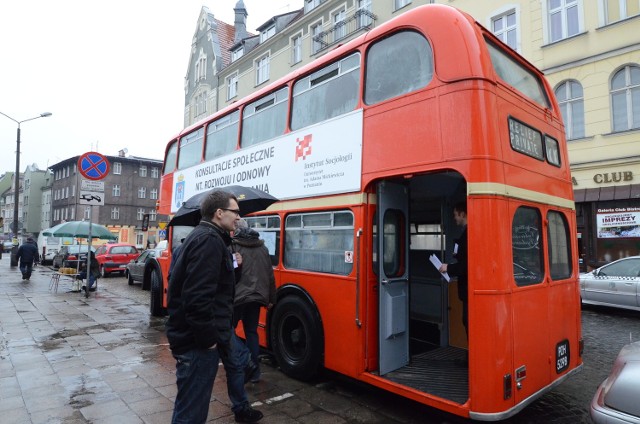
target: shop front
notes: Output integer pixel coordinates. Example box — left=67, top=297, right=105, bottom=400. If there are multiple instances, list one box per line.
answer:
left=573, top=164, right=640, bottom=272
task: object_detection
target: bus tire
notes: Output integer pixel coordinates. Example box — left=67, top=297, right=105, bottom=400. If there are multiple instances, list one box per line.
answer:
left=150, top=267, right=166, bottom=317
left=270, top=295, right=323, bottom=381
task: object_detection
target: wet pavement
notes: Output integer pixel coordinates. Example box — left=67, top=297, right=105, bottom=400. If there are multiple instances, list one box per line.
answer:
left=2, top=255, right=639, bottom=423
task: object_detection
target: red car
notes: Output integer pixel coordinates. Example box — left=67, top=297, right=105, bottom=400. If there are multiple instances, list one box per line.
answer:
left=94, top=243, right=139, bottom=277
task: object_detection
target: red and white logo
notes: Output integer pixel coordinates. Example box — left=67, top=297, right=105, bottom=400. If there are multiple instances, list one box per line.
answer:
left=295, top=135, right=313, bottom=161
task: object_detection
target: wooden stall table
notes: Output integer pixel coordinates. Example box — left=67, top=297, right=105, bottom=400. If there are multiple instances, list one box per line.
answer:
left=49, top=268, right=81, bottom=293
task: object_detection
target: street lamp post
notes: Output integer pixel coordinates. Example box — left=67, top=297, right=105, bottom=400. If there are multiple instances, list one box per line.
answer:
left=0, top=111, right=52, bottom=266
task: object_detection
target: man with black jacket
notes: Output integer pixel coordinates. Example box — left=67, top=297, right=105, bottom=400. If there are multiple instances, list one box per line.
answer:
left=16, top=237, right=39, bottom=280
left=439, top=201, right=469, bottom=350
left=166, top=190, right=262, bottom=424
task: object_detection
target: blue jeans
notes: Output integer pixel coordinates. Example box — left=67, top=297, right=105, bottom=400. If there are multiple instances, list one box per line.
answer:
left=78, top=272, right=97, bottom=290
left=220, top=332, right=252, bottom=412
left=171, top=348, right=220, bottom=424
left=19, top=263, right=33, bottom=279
left=235, top=302, right=261, bottom=379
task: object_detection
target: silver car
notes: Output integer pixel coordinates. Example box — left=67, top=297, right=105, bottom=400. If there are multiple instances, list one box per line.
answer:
left=591, top=341, right=640, bottom=423
left=580, top=256, right=640, bottom=312
left=125, top=244, right=167, bottom=289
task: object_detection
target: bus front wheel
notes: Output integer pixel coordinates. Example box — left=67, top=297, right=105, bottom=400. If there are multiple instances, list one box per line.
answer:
left=270, top=295, right=323, bottom=381
left=150, top=267, right=166, bottom=317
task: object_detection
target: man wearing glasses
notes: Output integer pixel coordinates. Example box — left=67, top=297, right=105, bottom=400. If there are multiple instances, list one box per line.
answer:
left=166, top=190, right=263, bottom=423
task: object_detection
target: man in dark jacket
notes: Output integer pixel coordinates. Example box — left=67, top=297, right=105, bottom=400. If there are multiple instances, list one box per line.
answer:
left=16, top=237, right=39, bottom=280
left=166, top=190, right=262, bottom=424
left=439, top=201, right=468, bottom=353
left=232, top=220, right=276, bottom=383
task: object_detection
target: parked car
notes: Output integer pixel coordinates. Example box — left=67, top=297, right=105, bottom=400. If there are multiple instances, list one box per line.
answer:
left=52, top=245, right=94, bottom=269
left=3, top=240, right=14, bottom=253
left=125, top=243, right=167, bottom=288
left=94, top=243, right=139, bottom=277
left=591, top=341, right=640, bottom=423
left=580, top=256, right=640, bottom=312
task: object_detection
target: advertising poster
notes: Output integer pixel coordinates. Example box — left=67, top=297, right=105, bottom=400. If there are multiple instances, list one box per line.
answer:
left=171, top=110, right=363, bottom=213
left=596, top=207, right=640, bottom=238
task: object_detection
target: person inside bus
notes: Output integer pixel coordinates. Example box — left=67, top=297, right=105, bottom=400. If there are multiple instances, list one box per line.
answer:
left=165, top=190, right=263, bottom=424
left=232, top=219, right=276, bottom=383
left=439, top=201, right=468, bottom=363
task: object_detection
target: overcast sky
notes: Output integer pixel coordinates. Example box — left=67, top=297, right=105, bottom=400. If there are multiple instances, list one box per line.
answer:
left=0, top=0, right=302, bottom=174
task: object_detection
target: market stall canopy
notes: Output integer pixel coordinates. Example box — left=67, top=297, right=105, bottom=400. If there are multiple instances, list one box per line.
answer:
left=169, top=185, right=279, bottom=227
left=42, top=221, right=117, bottom=240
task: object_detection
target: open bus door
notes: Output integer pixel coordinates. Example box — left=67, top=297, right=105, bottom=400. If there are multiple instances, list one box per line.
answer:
left=377, top=181, right=410, bottom=375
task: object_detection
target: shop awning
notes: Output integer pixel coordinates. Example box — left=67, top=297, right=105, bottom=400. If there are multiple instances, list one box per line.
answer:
left=573, top=184, right=640, bottom=202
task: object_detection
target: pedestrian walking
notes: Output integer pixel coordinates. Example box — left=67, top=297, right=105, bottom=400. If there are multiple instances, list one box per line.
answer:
left=232, top=219, right=276, bottom=383
left=16, top=237, right=39, bottom=280
left=165, top=190, right=263, bottom=424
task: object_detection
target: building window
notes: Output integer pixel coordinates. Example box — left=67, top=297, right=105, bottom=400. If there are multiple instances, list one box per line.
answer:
left=113, top=184, right=121, bottom=197
left=139, top=165, right=147, bottom=177
left=305, top=0, right=325, bottom=13
left=395, top=0, right=412, bottom=11
left=492, top=10, right=518, bottom=51
left=292, top=34, right=302, bottom=64
left=150, top=188, right=158, bottom=200
left=256, top=55, right=270, bottom=85
left=260, top=24, right=275, bottom=43
left=138, top=187, right=147, bottom=199
left=71, top=185, right=75, bottom=197
left=111, top=207, right=120, bottom=220
left=70, top=208, right=75, bottom=220
left=602, top=0, right=640, bottom=24
left=137, top=208, right=145, bottom=220
left=548, top=0, right=580, bottom=43
left=357, top=0, right=373, bottom=28
left=195, top=55, right=207, bottom=81
left=311, top=22, right=323, bottom=54
left=231, top=46, right=244, bottom=62
left=150, top=210, right=157, bottom=221
left=227, top=73, right=239, bottom=100
left=611, top=64, right=640, bottom=132
left=151, top=167, right=159, bottom=178
left=555, top=80, right=585, bottom=139
left=333, top=9, right=346, bottom=42
left=84, top=207, right=90, bottom=219
left=113, top=162, right=122, bottom=175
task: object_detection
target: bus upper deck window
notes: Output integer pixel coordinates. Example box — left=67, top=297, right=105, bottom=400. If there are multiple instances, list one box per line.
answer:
left=365, top=31, right=433, bottom=105
left=177, top=128, right=204, bottom=170
left=163, top=142, right=178, bottom=175
left=486, top=41, right=550, bottom=109
left=291, top=53, right=361, bottom=130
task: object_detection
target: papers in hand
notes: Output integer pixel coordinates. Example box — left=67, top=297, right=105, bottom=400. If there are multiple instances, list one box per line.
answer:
left=429, top=254, right=451, bottom=282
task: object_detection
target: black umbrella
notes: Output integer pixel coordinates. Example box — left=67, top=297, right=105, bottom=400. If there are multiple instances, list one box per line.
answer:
left=169, top=185, right=279, bottom=227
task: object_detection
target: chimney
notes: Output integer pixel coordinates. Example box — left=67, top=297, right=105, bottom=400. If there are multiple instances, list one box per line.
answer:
left=234, top=0, right=248, bottom=43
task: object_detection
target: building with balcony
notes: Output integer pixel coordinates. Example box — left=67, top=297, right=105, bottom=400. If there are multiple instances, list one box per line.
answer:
left=49, top=152, right=169, bottom=249
left=185, top=0, right=639, bottom=268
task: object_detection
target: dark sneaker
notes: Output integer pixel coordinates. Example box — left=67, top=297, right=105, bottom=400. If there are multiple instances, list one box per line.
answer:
left=244, top=360, right=259, bottom=384
left=234, top=406, right=263, bottom=423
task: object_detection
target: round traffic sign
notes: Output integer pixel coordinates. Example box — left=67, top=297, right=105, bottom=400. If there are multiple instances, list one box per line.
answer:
left=78, top=152, right=110, bottom=181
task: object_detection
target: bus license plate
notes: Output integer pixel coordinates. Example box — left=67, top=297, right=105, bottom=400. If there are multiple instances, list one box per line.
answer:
left=556, top=339, right=570, bottom=374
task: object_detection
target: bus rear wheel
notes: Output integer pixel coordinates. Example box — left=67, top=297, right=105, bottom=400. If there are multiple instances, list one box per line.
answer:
left=270, top=295, right=323, bottom=381
left=150, top=267, right=166, bottom=317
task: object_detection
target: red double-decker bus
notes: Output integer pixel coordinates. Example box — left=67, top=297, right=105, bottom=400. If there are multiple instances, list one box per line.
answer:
left=150, top=5, right=582, bottom=420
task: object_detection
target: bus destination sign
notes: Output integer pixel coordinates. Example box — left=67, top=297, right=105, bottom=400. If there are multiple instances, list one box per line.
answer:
left=508, top=117, right=543, bottom=160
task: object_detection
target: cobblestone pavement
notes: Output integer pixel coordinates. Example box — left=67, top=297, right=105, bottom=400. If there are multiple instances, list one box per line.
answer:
left=1, top=256, right=638, bottom=423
